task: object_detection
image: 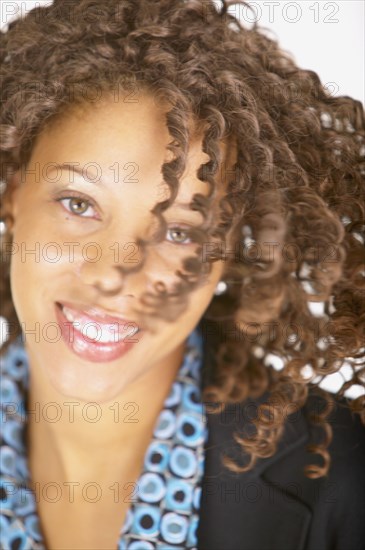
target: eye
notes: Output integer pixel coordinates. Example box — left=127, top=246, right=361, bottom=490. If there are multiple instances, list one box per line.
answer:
left=166, top=227, right=193, bottom=245
left=55, top=194, right=98, bottom=219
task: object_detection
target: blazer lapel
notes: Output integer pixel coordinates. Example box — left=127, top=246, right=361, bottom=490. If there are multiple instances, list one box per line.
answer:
left=197, top=395, right=312, bottom=550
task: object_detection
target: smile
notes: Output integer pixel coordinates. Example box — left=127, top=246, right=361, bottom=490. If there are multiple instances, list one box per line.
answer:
left=54, top=301, right=143, bottom=363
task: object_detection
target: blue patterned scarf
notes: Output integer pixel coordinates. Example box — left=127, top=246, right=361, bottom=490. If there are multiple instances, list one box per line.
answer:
left=0, top=328, right=207, bottom=549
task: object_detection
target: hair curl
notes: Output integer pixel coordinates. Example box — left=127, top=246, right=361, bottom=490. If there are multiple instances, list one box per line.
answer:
left=1, top=0, right=364, bottom=480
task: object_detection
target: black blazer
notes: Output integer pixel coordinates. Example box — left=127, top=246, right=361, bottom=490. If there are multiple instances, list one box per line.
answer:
left=2, top=328, right=363, bottom=549
left=197, top=388, right=365, bottom=550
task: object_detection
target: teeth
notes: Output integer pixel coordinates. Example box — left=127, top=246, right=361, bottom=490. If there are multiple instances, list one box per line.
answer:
left=62, top=306, right=77, bottom=323
left=74, top=338, right=88, bottom=352
left=61, top=306, right=139, bottom=343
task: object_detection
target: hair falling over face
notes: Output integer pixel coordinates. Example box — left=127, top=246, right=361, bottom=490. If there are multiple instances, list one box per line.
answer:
left=0, top=0, right=364, bottom=479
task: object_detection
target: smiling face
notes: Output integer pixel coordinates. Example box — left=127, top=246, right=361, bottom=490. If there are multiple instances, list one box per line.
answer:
left=8, top=91, right=233, bottom=403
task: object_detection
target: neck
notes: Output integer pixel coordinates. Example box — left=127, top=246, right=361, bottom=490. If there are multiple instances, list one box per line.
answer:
left=26, top=341, right=186, bottom=484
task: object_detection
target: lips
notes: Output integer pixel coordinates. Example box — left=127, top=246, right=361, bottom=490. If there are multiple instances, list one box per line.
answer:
left=56, top=301, right=140, bottom=341
left=56, top=300, right=140, bottom=326
left=54, top=301, right=143, bottom=363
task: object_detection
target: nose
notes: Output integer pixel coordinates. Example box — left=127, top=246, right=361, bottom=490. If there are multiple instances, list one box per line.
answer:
left=77, top=241, right=144, bottom=296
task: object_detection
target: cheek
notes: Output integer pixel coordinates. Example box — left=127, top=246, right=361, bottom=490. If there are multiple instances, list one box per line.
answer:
left=9, top=244, right=53, bottom=325
left=189, top=260, right=225, bottom=315
left=9, top=211, right=65, bottom=323
left=11, top=188, right=63, bottom=271
left=207, top=259, right=225, bottom=288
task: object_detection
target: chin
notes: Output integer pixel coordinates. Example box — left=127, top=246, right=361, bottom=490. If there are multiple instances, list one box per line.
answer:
left=44, top=359, right=128, bottom=404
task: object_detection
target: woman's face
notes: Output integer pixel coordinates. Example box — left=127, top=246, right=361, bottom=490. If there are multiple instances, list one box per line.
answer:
left=8, top=92, right=232, bottom=403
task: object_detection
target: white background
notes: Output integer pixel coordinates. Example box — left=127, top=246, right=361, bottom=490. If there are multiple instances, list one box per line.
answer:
left=1, top=1, right=364, bottom=398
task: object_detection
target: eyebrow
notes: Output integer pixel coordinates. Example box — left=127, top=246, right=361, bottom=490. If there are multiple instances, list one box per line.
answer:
left=49, top=163, right=203, bottom=214
left=50, top=163, right=103, bottom=186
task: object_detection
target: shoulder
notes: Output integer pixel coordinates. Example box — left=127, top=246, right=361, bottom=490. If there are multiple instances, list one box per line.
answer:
left=303, top=389, right=365, bottom=504
left=203, top=384, right=365, bottom=510
left=299, top=389, right=365, bottom=550
left=252, top=387, right=365, bottom=487
left=199, top=387, right=365, bottom=550
left=302, top=387, right=365, bottom=470
left=257, top=388, right=365, bottom=550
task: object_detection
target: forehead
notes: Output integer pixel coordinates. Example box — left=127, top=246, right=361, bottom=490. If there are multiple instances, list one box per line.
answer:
left=28, top=92, right=236, bottom=200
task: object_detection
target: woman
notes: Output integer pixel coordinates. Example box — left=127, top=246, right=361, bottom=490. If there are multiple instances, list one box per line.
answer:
left=1, top=1, right=364, bottom=549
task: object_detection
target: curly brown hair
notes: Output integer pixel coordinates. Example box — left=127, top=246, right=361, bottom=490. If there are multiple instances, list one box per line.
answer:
left=1, top=0, right=364, bottom=480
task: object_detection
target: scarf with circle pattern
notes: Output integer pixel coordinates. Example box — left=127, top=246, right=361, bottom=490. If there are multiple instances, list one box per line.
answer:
left=0, top=327, right=207, bottom=550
